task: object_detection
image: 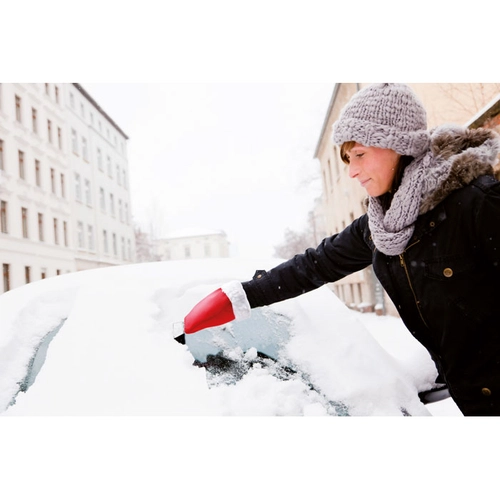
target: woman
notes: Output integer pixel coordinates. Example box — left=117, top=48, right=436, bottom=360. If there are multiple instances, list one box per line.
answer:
left=183, top=83, right=500, bottom=416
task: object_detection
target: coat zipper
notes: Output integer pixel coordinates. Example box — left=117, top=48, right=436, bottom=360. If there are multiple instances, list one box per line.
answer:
left=399, top=240, right=429, bottom=329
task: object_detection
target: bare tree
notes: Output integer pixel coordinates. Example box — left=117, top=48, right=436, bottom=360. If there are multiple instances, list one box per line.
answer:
left=145, top=198, right=168, bottom=240
left=273, top=209, right=323, bottom=259
left=273, top=228, right=312, bottom=259
left=134, top=224, right=160, bottom=262
left=437, top=83, right=500, bottom=122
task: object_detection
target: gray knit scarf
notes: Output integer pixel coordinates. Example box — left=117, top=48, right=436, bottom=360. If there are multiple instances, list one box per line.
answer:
left=367, top=150, right=451, bottom=256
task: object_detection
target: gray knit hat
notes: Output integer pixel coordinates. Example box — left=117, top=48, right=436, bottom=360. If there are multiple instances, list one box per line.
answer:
left=332, top=83, right=430, bottom=157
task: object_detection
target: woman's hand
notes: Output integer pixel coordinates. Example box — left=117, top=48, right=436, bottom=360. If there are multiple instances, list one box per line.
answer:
left=183, top=281, right=251, bottom=334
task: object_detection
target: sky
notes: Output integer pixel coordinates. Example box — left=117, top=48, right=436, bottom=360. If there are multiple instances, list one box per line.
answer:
left=82, top=82, right=334, bottom=259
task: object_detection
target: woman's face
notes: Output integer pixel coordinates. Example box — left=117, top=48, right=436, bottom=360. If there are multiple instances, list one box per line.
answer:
left=345, top=143, right=401, bottom=197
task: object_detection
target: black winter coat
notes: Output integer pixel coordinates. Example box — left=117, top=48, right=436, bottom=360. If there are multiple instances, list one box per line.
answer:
left=242, top=127, right=500, bottom=416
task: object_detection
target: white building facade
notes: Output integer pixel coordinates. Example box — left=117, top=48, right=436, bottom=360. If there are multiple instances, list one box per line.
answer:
left=0, top=83, right=135, bottom=294
left=154, top=229, right=230, bottom=261
left=66, top=84, right=134, bottom=271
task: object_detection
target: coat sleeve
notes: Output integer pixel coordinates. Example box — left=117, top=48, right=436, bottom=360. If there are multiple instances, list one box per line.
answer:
left=242, top=214, right=374, bottom=308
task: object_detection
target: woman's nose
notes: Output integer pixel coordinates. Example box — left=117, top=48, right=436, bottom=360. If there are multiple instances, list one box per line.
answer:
left=348, top=161, right=359, bottom=178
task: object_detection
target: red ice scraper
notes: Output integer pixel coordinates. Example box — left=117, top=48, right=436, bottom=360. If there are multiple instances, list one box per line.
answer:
left=173, top=280, right=251, bottom=343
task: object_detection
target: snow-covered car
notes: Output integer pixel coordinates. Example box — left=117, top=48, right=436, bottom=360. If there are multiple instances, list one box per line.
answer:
left=0, top=258, right=441, bottom=416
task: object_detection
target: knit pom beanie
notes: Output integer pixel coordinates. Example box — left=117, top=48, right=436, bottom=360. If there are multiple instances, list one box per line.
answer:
left=332, top=83, right=430, bottom=157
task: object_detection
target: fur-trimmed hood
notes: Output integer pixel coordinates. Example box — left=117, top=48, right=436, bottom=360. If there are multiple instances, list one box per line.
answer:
left=420, top=125, right=500, bottom=214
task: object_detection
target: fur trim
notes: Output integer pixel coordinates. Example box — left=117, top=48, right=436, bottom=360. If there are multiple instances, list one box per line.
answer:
left=419, top=125, right=500, bottom=214
left=221, top=281, right=251, bottom=321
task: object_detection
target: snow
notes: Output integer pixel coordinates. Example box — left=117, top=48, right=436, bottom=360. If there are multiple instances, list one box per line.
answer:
left=353, top=311, right=462, bottom=416
left=0, top=258, right=460, bottom=417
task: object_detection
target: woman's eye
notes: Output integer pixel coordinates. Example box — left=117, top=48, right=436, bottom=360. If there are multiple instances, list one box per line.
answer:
left=356, top=153, right=364, bottom=158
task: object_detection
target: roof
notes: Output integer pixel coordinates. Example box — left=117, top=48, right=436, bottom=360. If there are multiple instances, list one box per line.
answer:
left=72, top=83, right=129, bottom=140
left=158, top=228, right=227, bottom=240
left=313, top=83, right=340, bottom=158
left=465, top=92, right=500, bottom=129
left=313, top=84, right=339, bottom=159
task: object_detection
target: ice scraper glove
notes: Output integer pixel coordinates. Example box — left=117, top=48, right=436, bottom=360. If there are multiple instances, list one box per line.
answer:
left=183, top=281, right=251, bottom=334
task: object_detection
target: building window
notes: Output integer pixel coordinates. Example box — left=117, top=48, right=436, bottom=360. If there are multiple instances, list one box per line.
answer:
left=1, top=200, right=7, bottom=233
left=55, top=86, right=60, bottom=104
left=118, top=199, right=123, bottom=222
left=184, top=245, right=191, bottom=258
left=116, top=165, right=121, bottom=185
left=71, top=129, right=78, bottom=154
left=84, top=179, right=92, bottom=206
left=124, top=202, right=129, bottom=224
left=63, top=221, right=68, bottom=246
left=22, top=207, right=28, bottom=238
left=58, top=127, right=62, bottom=150
left=18, top=150, right=25, bottom=179
left=0, top=139, right=4, bottom=171
left=32, top=108, right=38, bottom=133
left=77, top=221, right=84, bottom=248
left=80, top=103, right=85, bottom=118
left=88, top=225, right=94, bottom=250
left=109, top=193, right=115, bottom=216
left=121, top=236, right=125, bottom=260
left=3, top=263, right=10, bottom=292
left=25, top=266, right=31, bottom=284
left=107, top=156, right=112, bottom=177
left=50, top=168, right=56, bottom=194
left=103, top=230, right=108, bottom=254
left=38, top=212, right=44, bottom=241
left=122, top=169, right=127, bottom=189
left=47, top=119, right=52, bottom=144
left=41, top=268, right=46, bottom=280
left=100, top=187, right=106, bottom=212
left=35, top=159, right=41, bottom=187
left=204, top=243, right=211, bottom=257
left=56, top=269, right=61, bottom=276
left=75, top=173, right=82, bottom=201
left=60, top=173, right=65, bottom=198
left=45, top=83, right=49, bottom=95
left=53, top=218, right=59, bottom=245
left=82, top=137, right=88, bottom=161
left=326, top=159, right=333, bottom=192
left=127, top=239, right=132, bottom=261
left=112, top=233, right=117, bottom=256
left=15, top=95, right=22, bottom=122
left=97, top=148, right=103, bottom=171
left=70, top=93, right=75, bottom=108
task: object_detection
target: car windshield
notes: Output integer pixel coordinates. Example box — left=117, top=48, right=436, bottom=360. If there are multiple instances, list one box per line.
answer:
left=185, top=308, right=350, bottom=416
